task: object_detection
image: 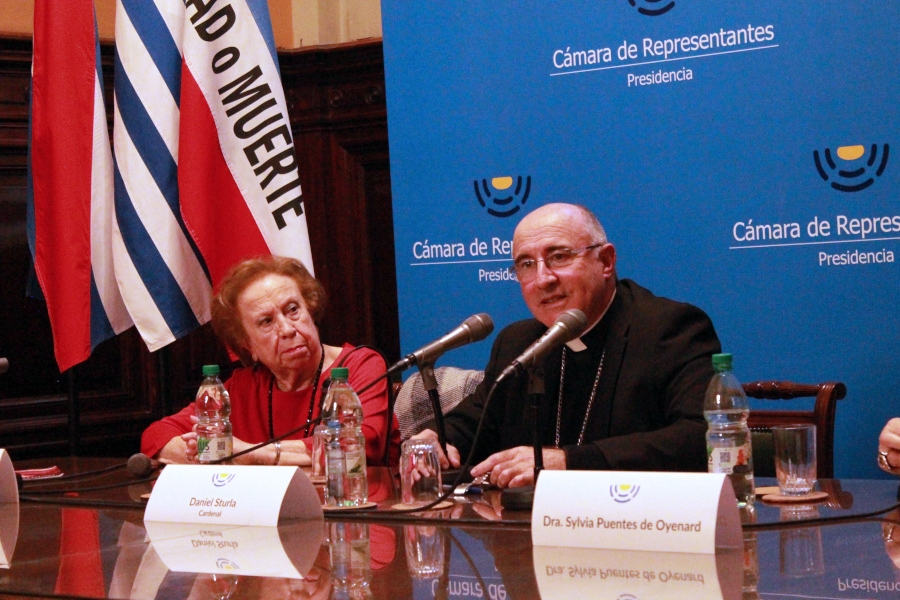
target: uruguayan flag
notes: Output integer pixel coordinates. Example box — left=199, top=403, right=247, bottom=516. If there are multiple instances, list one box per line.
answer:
left=112, top=0, right=212, bottom=350
left=112, top=0, right=313, bottom=351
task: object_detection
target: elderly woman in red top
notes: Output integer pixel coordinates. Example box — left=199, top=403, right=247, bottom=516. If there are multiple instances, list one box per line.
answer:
left=141, top=255, right=399, bottom=465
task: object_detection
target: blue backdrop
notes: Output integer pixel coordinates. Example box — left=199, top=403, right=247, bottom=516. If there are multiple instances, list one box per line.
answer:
left=381, top=1, right=900, bottom=478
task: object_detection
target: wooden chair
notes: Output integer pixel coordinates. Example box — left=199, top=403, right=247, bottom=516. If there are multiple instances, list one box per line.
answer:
left=744, top=381, right=846, bottom=478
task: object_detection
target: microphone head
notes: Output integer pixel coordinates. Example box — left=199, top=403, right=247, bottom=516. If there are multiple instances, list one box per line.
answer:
left=127, top=453, right=154, bottom=478
left=462, top=313, right=494, bottom=342
left=556, top=309, right=588, bottom=340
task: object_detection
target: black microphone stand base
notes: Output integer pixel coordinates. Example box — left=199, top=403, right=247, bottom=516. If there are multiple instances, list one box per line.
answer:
left=500, top=485, right=535, bottom=511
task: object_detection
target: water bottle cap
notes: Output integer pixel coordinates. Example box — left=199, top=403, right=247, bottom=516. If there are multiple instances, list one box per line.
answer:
left=202, top=364, right=220, bottom=376
left=711, top=353, right=733, bottom=371
left=330, top=367, right=349, bottom=379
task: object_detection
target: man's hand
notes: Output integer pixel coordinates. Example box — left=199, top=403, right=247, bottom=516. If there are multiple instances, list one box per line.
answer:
left=879, top=418, right=900, bottom=473
left=470, top=447, right=566, bottom=489
left=410, top=429, right=461, bottom=469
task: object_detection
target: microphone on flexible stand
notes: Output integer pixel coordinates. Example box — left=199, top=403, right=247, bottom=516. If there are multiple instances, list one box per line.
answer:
left=125, top=453, right=164, bottom=502
left=495, top=310, right=588, bottom=384
left=498, top=309, right=588, bottom=511
left=126, top=453, right=164, bottom=478
left=19, top=454, right=164, bottom=503
left=386, top=314, right=494, bottom=376
left=387, top=314, right=494, bottom=455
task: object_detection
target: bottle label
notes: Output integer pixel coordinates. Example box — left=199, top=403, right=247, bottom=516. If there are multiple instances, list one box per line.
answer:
left=326, top=447, right=346, bottom=504
left=345, top=447, right=364, bottom=475
left=708, top=443, right=751, bottom=474
left=198, top=435, right=232, bottom=463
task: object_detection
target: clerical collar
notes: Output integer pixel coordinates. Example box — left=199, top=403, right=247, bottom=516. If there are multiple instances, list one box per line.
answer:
left=565, top=287, right=617, bottom=352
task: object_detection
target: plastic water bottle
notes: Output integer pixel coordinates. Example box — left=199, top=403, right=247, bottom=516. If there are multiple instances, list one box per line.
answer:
left=324, top=419, right=346, bottom=504
left=196, top=364, right=232, bottom=464
left=704, top=353, right=755, bottom=505
left=323, top=367, right=368, bottom=506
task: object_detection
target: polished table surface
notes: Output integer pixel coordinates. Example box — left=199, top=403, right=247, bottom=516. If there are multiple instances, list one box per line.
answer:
left=2, top=457, right=900, bottom=599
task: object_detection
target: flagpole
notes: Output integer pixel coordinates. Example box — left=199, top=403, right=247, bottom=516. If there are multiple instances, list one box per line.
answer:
left=67, top=369, right=80, bottom=455
left=157, top=348, right=171, bottom=420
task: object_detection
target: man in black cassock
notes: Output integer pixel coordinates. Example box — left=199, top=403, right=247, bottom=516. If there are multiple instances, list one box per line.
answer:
left=415, top=203, right=721, bottom=488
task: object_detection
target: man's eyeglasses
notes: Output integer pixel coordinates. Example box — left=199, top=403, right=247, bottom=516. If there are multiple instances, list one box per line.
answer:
left=507, top=244, right=604, bottom=282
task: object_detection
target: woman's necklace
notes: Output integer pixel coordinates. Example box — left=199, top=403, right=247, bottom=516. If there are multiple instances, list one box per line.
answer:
left=555, top=347, right=606, bottom=447
left=268, top=347, right=325, bottom=439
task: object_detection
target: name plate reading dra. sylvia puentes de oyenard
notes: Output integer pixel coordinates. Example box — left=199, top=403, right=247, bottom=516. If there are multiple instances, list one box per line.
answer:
left=532, top=471, right=741, bottom=554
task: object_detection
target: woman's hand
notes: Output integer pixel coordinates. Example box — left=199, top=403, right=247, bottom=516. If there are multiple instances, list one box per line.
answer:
left=182, top=430, right=199, bottom=463
left=183, top=415, right=200, bottom=463
left=159, top=420, right=311, bottom=466
left=165, top=427, right=268, bottom=465
left=230, top=438, right=311, bottom=466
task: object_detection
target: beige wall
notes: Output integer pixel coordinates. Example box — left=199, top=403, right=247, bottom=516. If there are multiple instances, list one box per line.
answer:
left=2, top=0, right=116, bottom=39
left=1, top=0, right=382, bottom=47
left=286, top=0, right=382, bottom=47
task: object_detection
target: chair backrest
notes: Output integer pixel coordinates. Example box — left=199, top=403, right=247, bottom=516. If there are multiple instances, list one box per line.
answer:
left=394, top=367, right=484, bottom=439
left=743, top=381, right=846, bottom=478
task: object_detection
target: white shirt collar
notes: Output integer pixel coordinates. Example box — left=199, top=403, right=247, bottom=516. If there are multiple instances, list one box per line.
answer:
left=565, top=287, right=617, bottom=352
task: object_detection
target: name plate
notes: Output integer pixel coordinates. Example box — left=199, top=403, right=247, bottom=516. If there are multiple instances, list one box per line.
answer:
left=533, top=545, right=742, bottom=600
left=0, top=450, right=18, bottom=568
left=532, top=471, right=740, bottom=553
left=145, top=465, right=322, bottom=526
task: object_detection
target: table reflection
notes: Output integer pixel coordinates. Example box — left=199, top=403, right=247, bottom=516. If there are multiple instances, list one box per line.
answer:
left=739, top=504, right=760, bottom=600
left=404, top=523, right=447, bottom=580
left=328, top=521, right=372, bottom=599
left=6, top=466, right=900, bottom=600
left=884, top=509, right=900, bottom=570
left=0, top=501, right=18, bottom=568
left=777, top=504, right=824, bottom=578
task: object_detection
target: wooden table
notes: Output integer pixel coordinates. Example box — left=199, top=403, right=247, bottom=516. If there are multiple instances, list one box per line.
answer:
left=2, top=457, right=899, bottom=599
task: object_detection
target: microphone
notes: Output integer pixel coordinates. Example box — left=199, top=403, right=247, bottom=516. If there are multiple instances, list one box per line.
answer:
left=126, top=453, right=163, bottom=478
left=497, top=309, right=589, bottom=382
left=387, top=314, right=494, bottom=374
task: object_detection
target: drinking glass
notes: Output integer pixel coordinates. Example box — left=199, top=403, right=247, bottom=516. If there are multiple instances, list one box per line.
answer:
left=310, top=423, right=327, bottom=481
left=400, top=438, right=442, bottom=507
left=772, top=425, right=817, bottom=496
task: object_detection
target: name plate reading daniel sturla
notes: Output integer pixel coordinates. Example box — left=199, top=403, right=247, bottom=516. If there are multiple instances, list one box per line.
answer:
left=144, top=465, right=323, bottom=527
left=532, top=471, right=741, bottom=554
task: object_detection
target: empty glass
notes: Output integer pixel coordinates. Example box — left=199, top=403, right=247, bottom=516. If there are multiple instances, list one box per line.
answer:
left=310, top=422, right=327, bottom=481
left=772, top=425, right=817, bottom=496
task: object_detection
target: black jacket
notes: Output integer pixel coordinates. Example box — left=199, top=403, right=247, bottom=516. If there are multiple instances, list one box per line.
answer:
left=444, top=279, right=721, bottom=472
